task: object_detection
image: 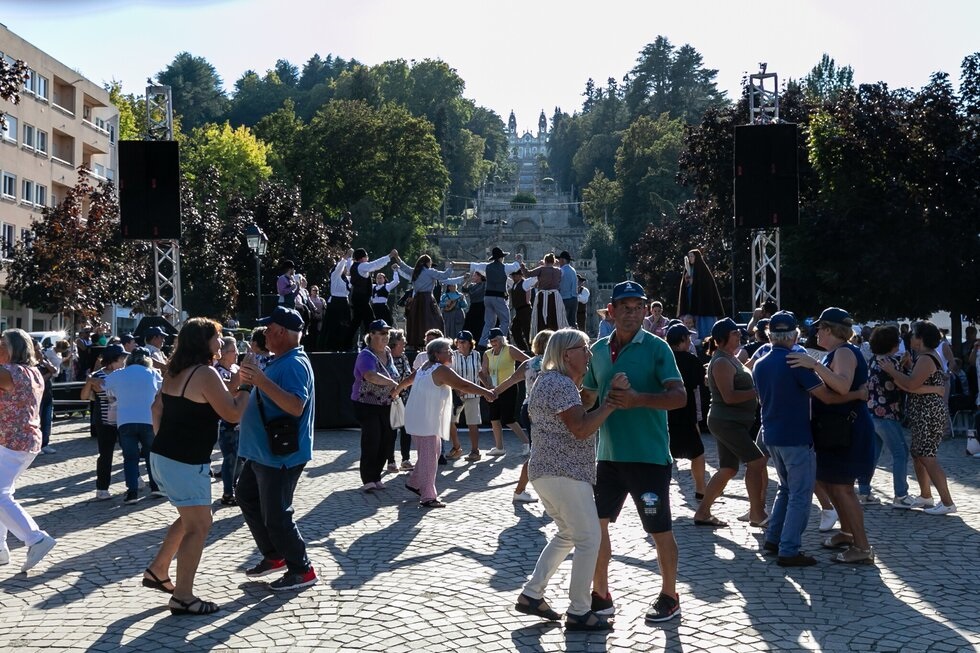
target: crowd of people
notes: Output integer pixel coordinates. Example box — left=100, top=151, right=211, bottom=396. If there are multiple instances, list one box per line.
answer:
left=1, top=241, right=974, bottom=631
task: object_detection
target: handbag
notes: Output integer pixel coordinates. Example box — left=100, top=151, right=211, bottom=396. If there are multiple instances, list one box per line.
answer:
left=256, top=391, right=300, bottom=456
left=811, top=410, right=856, bottom=450
left=390, top=396, right=406, bottom=429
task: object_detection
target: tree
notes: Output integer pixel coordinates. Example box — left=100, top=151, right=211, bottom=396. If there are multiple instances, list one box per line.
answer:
left=177, top=180, right=240, bottom=320
left=581, top=171, right=621, bottom=225
left=3, top=174, right=149, bottom=323
left=227, top=68, right=292, bottom=128
left=252, top=99, right=304, bottom=181
left=107, top=81, right=143, bottom=140
left=581, top=222, right=623, bottom=282
left=181, top=122, right=272, bottom=205
left=800, top=54, right=855, bottom=104
left=1, top=56, right=28, bottom=128
left=157, top=52, right=228, bottom=131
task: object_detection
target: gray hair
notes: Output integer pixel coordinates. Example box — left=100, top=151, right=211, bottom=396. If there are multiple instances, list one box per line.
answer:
left=220, top=336, right=237, bottom=352
left=388, top=329, right=406, bottom=346
left=541, top=328, right=589, bottom=377
left=769, top=329, right=799, bottom=346
left=2, top=329, right=37, bottom=365
left=126, top=347, right=153, bottom=368
left=426, top=337, right=453, bottom=363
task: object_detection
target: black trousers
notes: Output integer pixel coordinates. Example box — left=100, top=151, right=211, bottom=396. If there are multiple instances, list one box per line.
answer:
left=354, top=401, right=392, bottom=484
left=387, top=425, right=411, bottom=464
left=511, top=306, right=532, bottom=351
left=95, top=423, right=118, bottom=491
left=348, top=294, right=374, bottom=348
left=325, top=297, right=352, bottom=351
left=236, top=460, right=310, bottom=574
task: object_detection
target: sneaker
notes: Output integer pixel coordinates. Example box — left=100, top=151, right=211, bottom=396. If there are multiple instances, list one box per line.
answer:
left=464, top=451, right=482, bottom=462
left=909, top=496, right=935, bottom=509
left=645, top=592, right=681, bottom=622
left=520, top=443, right=530, bottom=456
left=892, top=495, right=917, bottom=509
left=777, top=552, right=818, bottom=567
left=437, top=455, right=448, bottom=466
left=21, top=534, right=56, bottom=572
left=590, top=590, right=615, bottom=616
left=40, top=446, right=57, bottom=454
left=487, top=447, right=506, bottom=456
left=94, top=490, right=111, bottom=501
left=245, top=557, right=287, bottom=578
left=360, top=483, right=376, bottom=493
left=149, top=489, right=167, bottom=499
left=818, top=508, right=839, bottom=532
left=857, top=493, right=882, bottom=505
left=513, top=491, right=538, bottom=503
left=923, top=503, right=957, bottom=515
left=124, top=490, right=139, bottom=505
left=400, top=460, right=414, bottom=470
left=269, top=565, right=318, bottom=592
left=386, top=463, right=399, bottom=473
left=374, top=481, right=386, bottom=490
left=0, top=545, right=9, bottom=565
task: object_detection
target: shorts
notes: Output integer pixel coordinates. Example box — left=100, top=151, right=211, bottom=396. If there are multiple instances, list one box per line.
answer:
left=707, top=416, right=764, bottom=470
left=454, top=397, right=482, bottom=426
left=489, top=385, right=518, bottom=424
left=594, top=461, right=672, bottom=534
left=149, top=452, right=212, bottom=507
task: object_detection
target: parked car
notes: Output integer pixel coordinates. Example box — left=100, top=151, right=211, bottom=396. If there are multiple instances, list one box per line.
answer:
left=29, top=330, right=68, bottom=349
left=26, top=331, right=87, bottom=417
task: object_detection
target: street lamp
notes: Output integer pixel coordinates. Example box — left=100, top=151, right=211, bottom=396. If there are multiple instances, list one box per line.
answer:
left=245, top=223, right=268, bottom=320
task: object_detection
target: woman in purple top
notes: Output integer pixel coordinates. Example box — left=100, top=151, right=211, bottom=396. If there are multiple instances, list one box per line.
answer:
left=352, top=319, right=399, bottom=491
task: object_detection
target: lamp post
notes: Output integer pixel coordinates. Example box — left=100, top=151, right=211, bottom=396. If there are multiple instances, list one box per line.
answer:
left=245, top=223, right=268, bottom=320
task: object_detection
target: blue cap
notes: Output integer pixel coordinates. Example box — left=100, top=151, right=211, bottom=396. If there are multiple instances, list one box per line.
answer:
left=768, top=311, right=798, bottom=332
left=665, top=323, right=692, bottom=342
left=488, top=327, right=504, bottom=340
left=258, top=306, right=305, bottom=332
left=814, top=307, right=853, bottom=327
left=456, top=330, right=474, bottom=342
left=611, top=280, right=646, bottom=302
left=367, top=319, right=391, bottom=332
left=710, top=317, right=740, bottom=341
left=102, top=344, right=126, bottom=360
left=145, top=326, right=167, bottom=338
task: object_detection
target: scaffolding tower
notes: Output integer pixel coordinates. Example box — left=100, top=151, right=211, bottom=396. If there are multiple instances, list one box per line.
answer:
left=747, top=67, right=780, bottom=308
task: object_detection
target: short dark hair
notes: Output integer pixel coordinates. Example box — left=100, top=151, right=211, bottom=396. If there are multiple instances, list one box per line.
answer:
left=168, top=318, right=221, bottom=377
left=869, top=325, right=900, bottom=355
left=912, top=321, right=942, bottom=349
left=762, top=300, right=778, bottom=314
left=250, top=326, right=268, bottom=351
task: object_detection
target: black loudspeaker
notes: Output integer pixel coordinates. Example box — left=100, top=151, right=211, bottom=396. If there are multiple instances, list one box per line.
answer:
left=118, top=140, right=181, bottom=240
left=733, top=124, right=799, bottom=228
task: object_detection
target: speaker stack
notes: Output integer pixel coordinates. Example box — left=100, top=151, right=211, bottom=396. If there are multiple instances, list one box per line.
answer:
left=118, top=140, right=182, bottom=240
left=733, top=124, right=799, bottom=229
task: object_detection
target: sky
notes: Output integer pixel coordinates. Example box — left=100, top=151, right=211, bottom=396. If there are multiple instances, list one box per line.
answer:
left=2, top=0, right=978, bottom=133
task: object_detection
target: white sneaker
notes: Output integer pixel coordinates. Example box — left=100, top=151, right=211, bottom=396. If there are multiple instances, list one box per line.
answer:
left=892, top=495, right=918, bottom=509
left=818, top=509, right=839, bottom=532
left=487, top=447, right=506, bottom=456
left=0, top=545, right=9, bottom=565
left=40, top=446, right=57, bottom=454
left=21, top=534, right=56, bottom=572
left=94, top=490, right=111, bottom=501
left=520, top=444, right=530, bottom=456
left=909, top=496, right=935, bottom=509
left=386, top=463, right=399, bottom=473
left=922, top=503, right=957, bottom=515
left=857, top=493, right=881, bottom=505
left=513, top=491, right=538, bottom=503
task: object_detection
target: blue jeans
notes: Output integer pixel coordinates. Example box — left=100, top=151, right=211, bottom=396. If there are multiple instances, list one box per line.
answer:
left=563, top=297, right=578, bottom=329
left=479, top=295, right=510, bottom=346
left=218, top=426, right=245, bottom=496
left=236, top=460, right=310, bottom=574
left=39, top=393, right=53, bottom=448
left=857, top=418, right=909, bottom=498
left=118, top=423, right=157, bottom=492
left=765, top=444, right=815, bottom=557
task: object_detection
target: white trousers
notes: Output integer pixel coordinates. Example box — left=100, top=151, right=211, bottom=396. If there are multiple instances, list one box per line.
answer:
left=0, top=444, right=45, bottom=547
left=523, top=475, right=601, bottom=615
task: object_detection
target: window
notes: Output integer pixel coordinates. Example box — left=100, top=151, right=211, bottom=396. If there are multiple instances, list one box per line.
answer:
left=23, top=124, right=34, bottom=149
left=1, top=172, right=14, bottom=199
left=35, top=75, right=48, bottom=100
left=1, top=224, right=14, bottom=259
left=22, top=69, right=34, bottom=95
left=22, top=179, right=33, bottom=204
left=1, top=115, right=16, bottom=142
left=34, top=184, right=46, bottom=207
left=108, top=124, right=115, bottom=144
left=35, top=130, right=47, bottom=154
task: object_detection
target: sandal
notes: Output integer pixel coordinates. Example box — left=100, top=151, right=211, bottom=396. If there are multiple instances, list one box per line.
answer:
left=565, top=610, right=613, bottom=631
left=693, top=515, right=728, bottom=528
left=446, top=447, right=464, bottom=460
left=420, top=499, right=446, bottom=508
left=142, top=568, right=175, bottom=594
left=832, top=545, right=875, bottom=565
left=514, top=593, right=561, bottom=621
left=169, top=596, right=220, bottom=615
left=821, top=532, right=854, bottom=549
left=404, top=483, right=421, bottom=496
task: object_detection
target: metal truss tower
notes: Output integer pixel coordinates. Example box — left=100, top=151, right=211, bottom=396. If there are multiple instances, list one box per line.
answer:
left=145, top=84, right=183, bottom=325
left=747, top=66, right=780, bottom=309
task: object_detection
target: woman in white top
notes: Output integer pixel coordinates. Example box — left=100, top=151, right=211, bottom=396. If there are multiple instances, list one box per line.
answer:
left=393, top=338, right=494, bottom=507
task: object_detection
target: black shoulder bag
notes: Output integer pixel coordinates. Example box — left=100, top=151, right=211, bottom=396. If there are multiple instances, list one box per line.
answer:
left=256, top=391, right=300, bottom=456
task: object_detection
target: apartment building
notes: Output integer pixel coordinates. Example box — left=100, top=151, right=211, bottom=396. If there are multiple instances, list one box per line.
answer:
left=0, top=23, right=119, bottom=332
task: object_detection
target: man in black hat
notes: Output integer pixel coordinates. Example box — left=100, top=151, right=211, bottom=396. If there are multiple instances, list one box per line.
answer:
left=347, top=247, right=400, bottom=349
left=455, top=247, right=524, bottom=348
left=144, top=326, right=168, bottom=369
left=558, top=251, right=578, bottom=329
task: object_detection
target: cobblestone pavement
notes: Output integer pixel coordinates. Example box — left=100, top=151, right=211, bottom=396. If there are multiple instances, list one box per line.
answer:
left=1, top=418, right=978, bottom=652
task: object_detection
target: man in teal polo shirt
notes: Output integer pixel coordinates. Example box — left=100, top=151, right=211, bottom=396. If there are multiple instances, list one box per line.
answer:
left=237, top=306, right=317, bottom=592
left=582, top=281, right=686, bottom=623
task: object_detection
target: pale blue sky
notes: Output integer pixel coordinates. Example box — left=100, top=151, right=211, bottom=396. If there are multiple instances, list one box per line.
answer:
left=3, top=0, right=978, bottom=131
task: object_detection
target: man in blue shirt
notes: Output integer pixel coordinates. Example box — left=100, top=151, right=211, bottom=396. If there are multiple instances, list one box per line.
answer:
left=558, top=251, right=578, bottom=329
left=237, top=306, right=317, bottom=591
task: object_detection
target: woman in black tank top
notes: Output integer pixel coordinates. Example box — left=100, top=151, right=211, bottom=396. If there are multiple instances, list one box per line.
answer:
left=145, top=318, right=250, bottom=616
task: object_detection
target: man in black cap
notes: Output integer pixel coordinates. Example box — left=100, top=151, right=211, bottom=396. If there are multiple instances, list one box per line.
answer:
left=144, top=326, right=168, bottom=369
left=558, top=251, right=578, bottom=329
left=237, top=306, right=318, bottom=591
left=455, top=247, right=523, bottom=348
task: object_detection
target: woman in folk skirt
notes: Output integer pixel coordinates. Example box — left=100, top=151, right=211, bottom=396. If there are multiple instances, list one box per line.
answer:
left=394, top=255, right=464, bottom=348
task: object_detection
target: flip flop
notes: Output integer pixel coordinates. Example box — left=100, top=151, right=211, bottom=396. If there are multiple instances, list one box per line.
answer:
left=404, top=483, right=421, bottom=496
left=142, top=568, right=175, bottom=594
left=693, top=516, right=728, bottom=528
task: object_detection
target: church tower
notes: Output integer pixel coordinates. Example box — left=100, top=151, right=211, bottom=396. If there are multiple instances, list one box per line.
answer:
left=508, top=110, right=517, bottom=134
left=538, top=110, right=547, bottom=137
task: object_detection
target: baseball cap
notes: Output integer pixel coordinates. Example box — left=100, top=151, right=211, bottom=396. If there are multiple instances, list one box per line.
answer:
left=119, top=333, right=135, bottom=345
left=768, top=311, right=798, bottom=333
left=258, top=306, right=305, bottom=332
left=813, top=307, right=853, bottom=328
left=755, top=318, right=770, bottom=333
left=145, top=326, right=167, bottom=338
left=367, top=319, right=391, bottom=332
left=456, top=330, right=474, bottom=342
left=665, top=323, right=691, bottom=342
left=710, top=317, right=740, bottom=341
left=102, top=344, right=126, bottom=361
left=611, top=281, right=646, bottom=302
left=488, top=327, right=504, bottom=340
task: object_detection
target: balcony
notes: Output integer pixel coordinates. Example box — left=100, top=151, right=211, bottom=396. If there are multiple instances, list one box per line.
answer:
left=51, top=128, right=75, bottom=168
left=51, top=76, right=76, bottom=116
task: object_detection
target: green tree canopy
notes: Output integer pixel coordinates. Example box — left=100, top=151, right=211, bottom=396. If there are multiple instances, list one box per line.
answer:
left=181, top=122, right=272, bottom=204
left=157, top=52, right=228, bottom=131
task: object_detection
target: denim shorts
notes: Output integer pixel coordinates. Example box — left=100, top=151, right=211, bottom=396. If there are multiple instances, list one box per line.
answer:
left=149, top=452, right=212, bottom=507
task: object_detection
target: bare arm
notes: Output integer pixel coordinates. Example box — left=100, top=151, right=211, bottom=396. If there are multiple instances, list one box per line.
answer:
left=433, top=365, right=494, bottom=400
left=788, top=349, right=855, bottom=395
left=558, top=401, right=615, bottom=440
left=0, top=367, right=13, bottom=392
left=811, top=385, right=868, bottom=404
left=391, top=369, right=418, bottom=396
left=479, top=354, right=492, bottom=388
left=879, top=355, right=938, bottom=393
left=495, top=360, right=529, bottom=395
left=200, top=366, right=251, bottom=422
left=151, top=392, right=162, bottom=434
left=710, top=361, right=757, bottom=405
left=509, top=345, right=530, bottom=364
left=239, top=361, right=305, bottom=417
left=580, top=387, right=598, bottom=410
left=608, top=379, right=687, bottom=411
